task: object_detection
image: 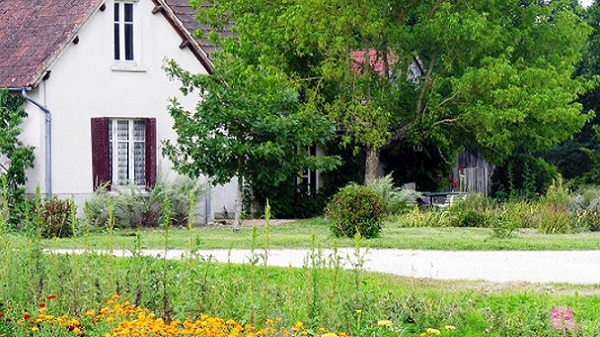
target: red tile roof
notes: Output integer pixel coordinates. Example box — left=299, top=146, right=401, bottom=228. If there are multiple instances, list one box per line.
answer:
left=0, top=0, right=227, bottom=88
left=159, top=0, right=233, bottom=63
left=0, top=0, right=101, bottom=88
left=350, top=49, right=397, bottom=75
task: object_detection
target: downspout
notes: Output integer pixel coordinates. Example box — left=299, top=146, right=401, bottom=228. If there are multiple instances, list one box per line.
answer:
left=21, top=88, right=52, bottom=197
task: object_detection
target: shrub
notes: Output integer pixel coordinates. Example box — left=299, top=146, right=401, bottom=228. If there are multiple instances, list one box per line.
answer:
left=537, top=178, right=573, bottom=234
left=368, top=174, right=421, bottom=217
left=491, top=153, right=558, bottom=201
left=40, top=196, right=77, bottom=238
left=87, top=176, right=205, bottom=229
left=325, top=184, right=384, bottom=238
left=446, top=193, right=496, bottom=227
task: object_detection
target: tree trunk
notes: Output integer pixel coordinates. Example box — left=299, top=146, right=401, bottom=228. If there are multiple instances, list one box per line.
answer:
left=232, top=175, right=243, bottom=231
left=364, top=146, right=380, bottom=185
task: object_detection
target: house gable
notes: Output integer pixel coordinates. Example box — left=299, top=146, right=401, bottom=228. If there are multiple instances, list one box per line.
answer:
left=0, top=0, right=222, bottom=88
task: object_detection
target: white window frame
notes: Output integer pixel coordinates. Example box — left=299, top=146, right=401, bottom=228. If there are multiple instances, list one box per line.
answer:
left=109, top=119, right=146, bottom=187
left=112, top=0, right=144, bottom=71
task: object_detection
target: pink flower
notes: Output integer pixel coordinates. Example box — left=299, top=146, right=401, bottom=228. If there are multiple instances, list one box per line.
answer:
left=551, top=307, right=577, bottom=332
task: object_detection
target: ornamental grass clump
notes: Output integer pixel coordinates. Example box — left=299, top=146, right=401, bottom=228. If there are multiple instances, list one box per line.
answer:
left=326, top=184, right=384, bottom=239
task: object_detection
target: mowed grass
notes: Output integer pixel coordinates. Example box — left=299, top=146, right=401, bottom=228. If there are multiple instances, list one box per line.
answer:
left=21, top=217, right=600, bottom=250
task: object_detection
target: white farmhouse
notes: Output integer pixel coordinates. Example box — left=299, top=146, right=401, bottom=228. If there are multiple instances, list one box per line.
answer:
left=0, top=0, right=237, bottom=222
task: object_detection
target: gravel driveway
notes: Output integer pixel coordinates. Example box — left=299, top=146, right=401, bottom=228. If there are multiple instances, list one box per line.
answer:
left=46, top=248, right=600, bottom=285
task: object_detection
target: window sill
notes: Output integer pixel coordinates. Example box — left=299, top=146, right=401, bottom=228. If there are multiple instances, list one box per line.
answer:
left=111, top=63, right=146, bottom=72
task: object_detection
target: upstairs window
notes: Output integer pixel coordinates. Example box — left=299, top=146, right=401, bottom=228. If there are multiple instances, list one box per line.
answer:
left=114, top=2, right=134, bottom=61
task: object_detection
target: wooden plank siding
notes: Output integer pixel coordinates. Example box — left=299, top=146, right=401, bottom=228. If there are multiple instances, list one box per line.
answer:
left=452, top=149, right=494, bottom=196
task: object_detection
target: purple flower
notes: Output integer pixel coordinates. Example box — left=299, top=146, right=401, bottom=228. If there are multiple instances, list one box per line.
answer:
left=551, top=307, right=577, bottom=332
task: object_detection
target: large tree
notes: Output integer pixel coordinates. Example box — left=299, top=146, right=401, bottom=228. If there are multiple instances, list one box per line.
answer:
left=197, top=0, right=592, bottom=184
left=163, top=56, right=339, bottom=229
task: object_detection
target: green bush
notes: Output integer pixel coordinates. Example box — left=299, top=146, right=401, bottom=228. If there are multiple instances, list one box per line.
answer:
left=40, top=196, right=77, bottom=238
left=491, top=153, right=558, bottom=201
left=325, top=184, right=384, bottom=238
left=446, top=193, right=496, bottom=227
left=252, top=178, right=329, bottom=219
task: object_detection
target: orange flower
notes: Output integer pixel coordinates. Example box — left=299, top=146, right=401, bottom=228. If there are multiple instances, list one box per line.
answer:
left=46, top=294, right=57, bottom=300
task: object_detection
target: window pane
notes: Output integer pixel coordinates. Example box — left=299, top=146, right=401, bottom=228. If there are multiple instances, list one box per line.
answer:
left=117, top=120, right=129, bottom=140
left=134, top=142, right=146, bottom=185
left=114, top=3, right=119, bottom=21
left=133, top=120, right=145, bottom=141
left=117, top=142, right=129, bottom=184
left=124, top=3, right=133, bottom=22
left=124, top=23, right=133, bottom=60
left=114, top=23, right=120, bottom=60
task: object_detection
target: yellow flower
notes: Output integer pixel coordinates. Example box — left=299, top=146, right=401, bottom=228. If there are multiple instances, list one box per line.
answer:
left=321, top=333, right=338, bottom=337
left=426, top=328, right=441, bottom=335
left=377, top=320, right=393, bottom=327
left=31, top=327, right=39, bottom=333
left=445, top=325, right=456, bottom=330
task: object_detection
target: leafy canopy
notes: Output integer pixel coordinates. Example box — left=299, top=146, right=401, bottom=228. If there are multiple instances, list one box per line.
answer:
left=162, top=56, right=339, bottom=191
left=196, top=0, right=593, bottom=171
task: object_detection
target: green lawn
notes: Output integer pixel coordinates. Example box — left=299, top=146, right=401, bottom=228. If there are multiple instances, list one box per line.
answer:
left=23, top=217, right=600, bottom=250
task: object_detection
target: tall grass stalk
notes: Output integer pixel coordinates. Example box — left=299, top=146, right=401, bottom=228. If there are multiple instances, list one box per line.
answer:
left=0, top=175, right=8, bottom=236
left=308, top=234, right=323, bottom=325
left=106, top=196, right=115, bottom=254
left=161, top=197, right=172, bottom=322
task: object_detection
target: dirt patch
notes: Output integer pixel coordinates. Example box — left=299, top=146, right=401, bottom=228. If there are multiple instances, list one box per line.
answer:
left=216, top=219, right=296, bottom=226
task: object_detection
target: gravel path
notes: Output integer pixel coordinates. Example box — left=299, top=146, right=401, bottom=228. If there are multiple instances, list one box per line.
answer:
left=46, top=248, right=600, bottom=285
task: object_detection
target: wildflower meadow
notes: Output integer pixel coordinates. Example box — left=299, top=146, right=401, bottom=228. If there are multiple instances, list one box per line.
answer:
left=2, top=186, right=600, bottom=336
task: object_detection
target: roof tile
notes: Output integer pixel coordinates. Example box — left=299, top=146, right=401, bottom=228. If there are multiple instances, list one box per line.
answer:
left=0, top=0, right=99, bottom=88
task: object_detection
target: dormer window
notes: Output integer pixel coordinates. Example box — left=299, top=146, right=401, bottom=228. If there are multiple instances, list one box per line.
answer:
left=114, top=1, right=135, bottom=61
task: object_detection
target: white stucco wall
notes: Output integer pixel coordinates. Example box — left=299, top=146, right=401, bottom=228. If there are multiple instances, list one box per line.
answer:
left=20, top=0, right=237, bottom=221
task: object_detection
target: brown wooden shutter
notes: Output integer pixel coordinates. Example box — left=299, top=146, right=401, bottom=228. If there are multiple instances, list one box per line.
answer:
left=145, top=118, right=157, bottom=188
left=91, top=117, right=111, bottom=190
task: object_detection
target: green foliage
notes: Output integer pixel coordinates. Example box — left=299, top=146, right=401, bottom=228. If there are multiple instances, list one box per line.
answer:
left=446, top=194, right=496, bottom=228
left=162, top=56, right=340, bottom=211
left=87, top=176, right=205, bottom=229
left=368, top=174, right=421, bottom=217
left=326, top=184, right=384, bottom=238
left=196, top=0, right=592, bottom=185
left=491, top=153, right=559, bottom=201
left=252, top=179, right=329, bottom=219
left=568, top=186, right=600, bottom=231
left=0, top=89, right=35, bottom=227
left=39, top=197, right=77, bottom=238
